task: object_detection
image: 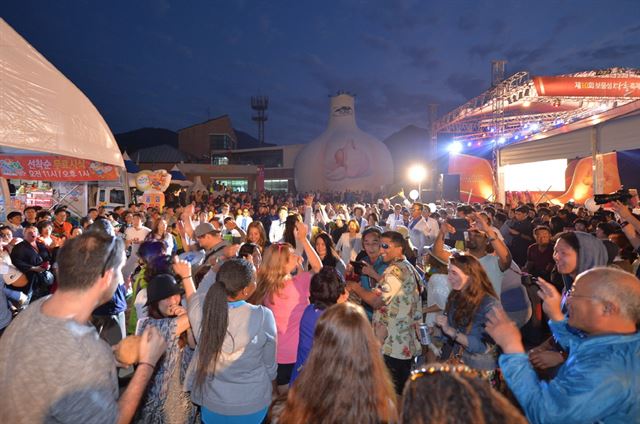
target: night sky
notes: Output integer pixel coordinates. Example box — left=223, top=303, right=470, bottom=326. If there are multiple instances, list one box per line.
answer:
left=3, top=1, right=639, bottom=145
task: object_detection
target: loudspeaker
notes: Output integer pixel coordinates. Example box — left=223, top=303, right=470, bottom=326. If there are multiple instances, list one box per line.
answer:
left=442, top=174, right=460, bottom=201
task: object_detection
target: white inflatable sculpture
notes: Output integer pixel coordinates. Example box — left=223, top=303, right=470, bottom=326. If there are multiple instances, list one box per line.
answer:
left=294, top=94, right=394, bottom=192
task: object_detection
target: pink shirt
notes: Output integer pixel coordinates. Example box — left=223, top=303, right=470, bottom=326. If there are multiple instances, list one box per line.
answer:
left=264, top=272, right=311, bottom=364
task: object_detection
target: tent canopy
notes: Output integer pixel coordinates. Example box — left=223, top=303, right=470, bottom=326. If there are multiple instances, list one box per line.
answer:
left=0, top=19, right=124, bottom=168
left=123, top=151, right=140, bottom=173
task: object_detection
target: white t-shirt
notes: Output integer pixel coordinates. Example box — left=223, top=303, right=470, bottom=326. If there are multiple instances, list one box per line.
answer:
left=125, top=226, right=151, bottom=255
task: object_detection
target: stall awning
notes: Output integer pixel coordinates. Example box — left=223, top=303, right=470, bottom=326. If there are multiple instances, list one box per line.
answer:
left=0, top=19, right=124, bottom=168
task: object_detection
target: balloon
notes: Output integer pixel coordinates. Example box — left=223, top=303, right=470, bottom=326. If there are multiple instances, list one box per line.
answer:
left=584, top=198, right=599, bottom=213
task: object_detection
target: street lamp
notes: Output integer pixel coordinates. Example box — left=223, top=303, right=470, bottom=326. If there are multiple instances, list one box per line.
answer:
left=408, top=164, right=427, bottom=202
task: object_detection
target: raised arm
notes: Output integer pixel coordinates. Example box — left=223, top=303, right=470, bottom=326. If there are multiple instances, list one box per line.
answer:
left=295, top=221, right=322, bottom=273
left=173, top=257, right=195, bottom=301
left=474, top=213, right=512, bottom=272
left=433, top=222, right=454, bottom=264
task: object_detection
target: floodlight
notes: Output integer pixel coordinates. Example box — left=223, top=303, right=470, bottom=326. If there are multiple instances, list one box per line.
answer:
left=448, top=141, right=463, bottom=154
left=408, top=164, right=427, bottom=183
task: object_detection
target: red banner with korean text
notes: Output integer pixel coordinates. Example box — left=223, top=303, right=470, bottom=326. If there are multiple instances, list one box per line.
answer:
left=533, top=76, right=640, bottom=97
left=0, top=155, right=120, bottom=181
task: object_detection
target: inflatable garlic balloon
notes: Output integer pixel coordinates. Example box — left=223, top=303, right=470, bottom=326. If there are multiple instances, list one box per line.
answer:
left=135, top=169, right=172, bottom=209
left=295, top=94, right=394, bottom=192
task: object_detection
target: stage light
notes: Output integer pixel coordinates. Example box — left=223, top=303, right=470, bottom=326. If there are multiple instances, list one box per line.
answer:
left=408, top=164, right=427, bottom=184
left=529, top=122, right=540, bottom=131
left=498, top=137, right=506, bottom=144
left=448, top=141, right=463, bottom=154
left=408, top=164, right=427, bottom=202
left=523, top=100, right=531, bottom=107
left=467, top=141, right=472, bottom=147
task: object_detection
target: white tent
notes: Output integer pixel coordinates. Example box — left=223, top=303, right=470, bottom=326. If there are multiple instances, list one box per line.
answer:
left=0, top=18, right=124, bottom=168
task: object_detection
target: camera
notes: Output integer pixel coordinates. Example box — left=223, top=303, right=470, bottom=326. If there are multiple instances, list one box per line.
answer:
left=594, top=188, right=632, bottom=205
left=350, top=261, right=365, bottom=275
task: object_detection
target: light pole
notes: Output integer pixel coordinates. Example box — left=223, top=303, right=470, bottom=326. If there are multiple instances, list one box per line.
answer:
left=408, top=164, right=427, bottom=202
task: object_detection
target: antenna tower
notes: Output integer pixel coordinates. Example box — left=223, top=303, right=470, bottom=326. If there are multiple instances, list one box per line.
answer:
left=251, top=96, right=269, bottom=145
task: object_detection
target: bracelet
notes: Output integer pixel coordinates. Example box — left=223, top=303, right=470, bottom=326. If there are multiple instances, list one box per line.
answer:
left=138, top=361, right=156, bottom=369
left=176, top=275, right=192, bottom=282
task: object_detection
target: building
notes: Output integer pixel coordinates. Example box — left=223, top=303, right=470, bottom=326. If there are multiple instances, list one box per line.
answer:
left=127, top=115, right=304, bottom=193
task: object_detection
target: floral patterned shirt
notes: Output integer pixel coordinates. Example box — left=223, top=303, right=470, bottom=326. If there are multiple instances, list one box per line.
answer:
left=372, top=258, right=422, bottom=360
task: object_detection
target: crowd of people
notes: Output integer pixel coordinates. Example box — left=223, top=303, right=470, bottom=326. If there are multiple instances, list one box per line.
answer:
left=0, top=188, right=639, bottom=423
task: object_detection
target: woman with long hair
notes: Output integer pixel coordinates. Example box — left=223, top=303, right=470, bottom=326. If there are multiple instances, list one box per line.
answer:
left=276, top=303, right=397, bottom=424
left=313, top=232, right=346, bottom=275
left=249, top=221, right=322, bottom=394
left=289, top=267, right=348, bottom=384
left=246, top=220, right=268, bottom=252
left=182, top=258, right=277, bottom=424
left=237, top=242, right=263, bottom=271
left=146, top=217, right=177, bottom=255
left=135, top=273, right=196, bottom=423
left=435, top=252, right=501, bottom=372
left=335, top=218, right=362, bottom=265
left=401, top=364, right=527, bottom=424
left=282, top=214, right=303, bottom=253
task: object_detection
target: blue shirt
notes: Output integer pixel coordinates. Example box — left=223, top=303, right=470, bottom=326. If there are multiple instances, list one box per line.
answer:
left=500, top=319, right=640, bottom=424
left=290, top=304, right=324, bottom=385
left=359, top=255, right=388, bottom=320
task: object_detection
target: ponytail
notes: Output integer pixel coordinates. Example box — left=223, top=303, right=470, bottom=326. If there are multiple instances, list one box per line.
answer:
left=193, top=258, right=255, bottom=389
left=194, top=281, right=229, bottom=389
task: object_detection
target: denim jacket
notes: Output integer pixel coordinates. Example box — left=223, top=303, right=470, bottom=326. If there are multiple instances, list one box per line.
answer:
left=446, top=295, right=500, bottom=370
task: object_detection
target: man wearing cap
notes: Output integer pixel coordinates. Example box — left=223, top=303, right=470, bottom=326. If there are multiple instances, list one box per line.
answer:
left=192, top=222, right=228, bottom=284
left=0, top=230, right=167, bottom=423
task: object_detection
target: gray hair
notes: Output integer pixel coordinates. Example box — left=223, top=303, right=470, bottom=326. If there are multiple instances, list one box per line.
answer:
left=578, top=267, right=640, bottom=324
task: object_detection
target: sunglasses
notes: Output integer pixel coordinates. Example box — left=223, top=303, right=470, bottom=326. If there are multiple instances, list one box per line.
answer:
left=100, top=236, right=118, bottom=277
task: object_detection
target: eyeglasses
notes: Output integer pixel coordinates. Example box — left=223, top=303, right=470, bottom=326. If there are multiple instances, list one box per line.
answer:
left=100, top=236, right=118, bottom=277
left=566, top=288, right=603, bottom=302
left=410, top=364, right=480, bottom=381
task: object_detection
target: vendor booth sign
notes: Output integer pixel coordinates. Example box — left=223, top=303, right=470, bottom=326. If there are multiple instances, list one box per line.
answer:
left=0, top=155, right=119, bottom=181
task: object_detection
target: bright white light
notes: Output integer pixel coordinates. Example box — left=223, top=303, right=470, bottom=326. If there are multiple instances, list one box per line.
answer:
left=503, top=159, right=567, bottom=191
left=529, top=123, right=540, bottom=131
left=409, top=189, right=420, bottom=200
left=523, top=101, right=531, bottom=107
left=466, top=141, right=473, bottom=147
left=448, top=141, right=463, bottom=154
left=498, top=137, right=506, bottom=144
left=408, top=164, right=427, bottom=183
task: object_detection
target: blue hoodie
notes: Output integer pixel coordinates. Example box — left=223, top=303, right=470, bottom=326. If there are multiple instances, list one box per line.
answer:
left=500, top=319, right=640, bottom=424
